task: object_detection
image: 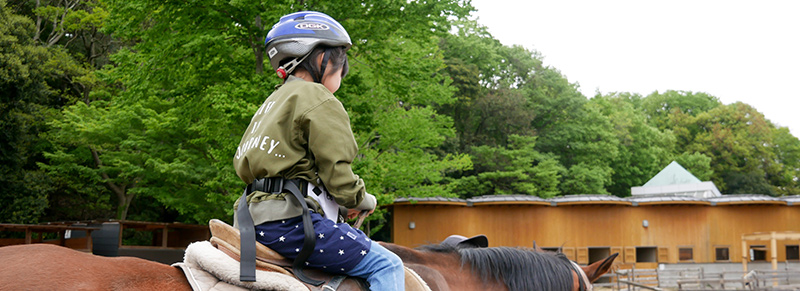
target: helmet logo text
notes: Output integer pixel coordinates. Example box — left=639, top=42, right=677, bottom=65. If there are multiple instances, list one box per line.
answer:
left=295, top=22, right=329, bottom=31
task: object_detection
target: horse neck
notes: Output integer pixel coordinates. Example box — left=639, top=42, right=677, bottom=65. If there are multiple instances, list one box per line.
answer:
left=460, top=247, right=576, bottom=291
left=379, top=242, right=508, bottom=291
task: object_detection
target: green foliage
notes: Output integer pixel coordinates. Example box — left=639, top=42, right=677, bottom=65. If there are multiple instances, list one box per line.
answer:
left=592, top=93, right=675, bottom=196
left=683, top=103, right=779, bottom=194
left=770, top=127, right=800, bottom=195
left=37, top=0, right=475, bottom=226
left=673, top=152, right=714, bottom=181
left=458, top=135, right=563, bottom=198
left=639, top=90, right=721, bottom=131
left=0, top=0, right=89, bottom=223
left=3, top=0, right=799, bottom=231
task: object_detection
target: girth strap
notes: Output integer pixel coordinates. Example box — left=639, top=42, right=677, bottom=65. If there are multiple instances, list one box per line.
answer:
left=236, top=189, right=256, bottom=282
left=323, top=276, right=348, bottom=291
left=238, top=177, right=325, bottom=286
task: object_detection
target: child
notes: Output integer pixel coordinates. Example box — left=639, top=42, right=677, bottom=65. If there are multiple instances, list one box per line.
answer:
left=232, top=11, right=404, bottom=290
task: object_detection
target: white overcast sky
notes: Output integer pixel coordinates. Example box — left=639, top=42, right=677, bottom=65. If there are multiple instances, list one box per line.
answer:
left=470, top=0, right=800, bottom=138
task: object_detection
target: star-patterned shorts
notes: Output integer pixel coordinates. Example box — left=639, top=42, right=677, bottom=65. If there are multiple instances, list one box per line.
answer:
left=255, top=212, right=372, bottom=273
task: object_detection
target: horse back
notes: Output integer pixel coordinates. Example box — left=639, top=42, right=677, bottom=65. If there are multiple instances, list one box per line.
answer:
left=0, top=244, right=191, bottom=291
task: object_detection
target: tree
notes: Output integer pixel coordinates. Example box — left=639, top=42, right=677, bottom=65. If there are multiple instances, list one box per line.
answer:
left=768, top=127, right=800, bottom=195
left=0, top=0, right=88, bottom=223
left=528, top=89, right=617, bottom=194
left=451, top=135, right=563, bottom=198
left=639, top=90, right=721, bottom=131
left=438, top=20, right=541, bottom=151
left=592, top=93, right=675, bottom=196
left=679, top=103, right=777, bottom=194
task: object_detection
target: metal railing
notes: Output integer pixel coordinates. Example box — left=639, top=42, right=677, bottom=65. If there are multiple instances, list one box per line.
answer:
left=593, top=265, right=800, bottom=290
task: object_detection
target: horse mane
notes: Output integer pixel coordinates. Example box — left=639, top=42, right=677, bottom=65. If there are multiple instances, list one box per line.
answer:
left=418, top=244, right=575, bottom=290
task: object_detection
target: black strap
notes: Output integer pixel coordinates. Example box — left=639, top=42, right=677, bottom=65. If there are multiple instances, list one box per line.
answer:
left=313, top=48, right=332, bottom=83
left=236, top=190, right=256, bottom=282
left=239, top=177, right=324, bottom=286
left=283, top=179, right=325, bottom=286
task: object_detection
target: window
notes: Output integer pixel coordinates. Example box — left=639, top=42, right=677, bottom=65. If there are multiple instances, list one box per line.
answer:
left=589, top=247, right=611, bottom=264
left=787, top=245, right=799, bottom=261
left=636, top=247, right=658, bottom=263
left=679, top=247, right=693, bottom=261
left=715, top=247, right=730, bottom=261
left=750, top=245, right=767, bottom=261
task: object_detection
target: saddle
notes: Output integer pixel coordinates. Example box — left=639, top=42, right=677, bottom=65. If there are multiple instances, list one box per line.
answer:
left=174, top=219, right=431, bottom=291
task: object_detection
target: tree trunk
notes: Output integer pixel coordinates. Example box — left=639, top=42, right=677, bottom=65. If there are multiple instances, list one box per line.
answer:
left=90, top=146, right=134, bottom=220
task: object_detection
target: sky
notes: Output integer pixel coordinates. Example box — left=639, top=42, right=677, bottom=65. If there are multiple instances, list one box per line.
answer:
left=470, top=0, right=800, bottom=138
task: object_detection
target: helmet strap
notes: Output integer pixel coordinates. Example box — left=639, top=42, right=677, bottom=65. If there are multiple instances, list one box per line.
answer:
left=314, top=48, right=332, bottom=84
left=277, top=51, right=313, bottom=79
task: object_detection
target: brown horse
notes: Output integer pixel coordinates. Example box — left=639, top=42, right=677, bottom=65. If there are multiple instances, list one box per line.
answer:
left=0, top=242, right=616, bottom=291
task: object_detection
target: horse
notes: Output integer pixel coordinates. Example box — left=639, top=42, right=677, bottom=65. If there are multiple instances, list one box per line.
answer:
left=0, top=240, right=616, bottom=291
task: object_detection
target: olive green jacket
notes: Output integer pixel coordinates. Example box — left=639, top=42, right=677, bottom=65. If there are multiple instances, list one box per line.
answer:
left=233, top=76, right=374, bottom=225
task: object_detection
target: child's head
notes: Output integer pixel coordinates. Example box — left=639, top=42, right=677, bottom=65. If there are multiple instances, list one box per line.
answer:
left=265, top=11, right=351, bottom=87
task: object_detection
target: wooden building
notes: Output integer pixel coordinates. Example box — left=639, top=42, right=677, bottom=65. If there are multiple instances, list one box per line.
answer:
left=389, top=162, right=800, bottom=269
left=390, top=194, right=800, bottom=268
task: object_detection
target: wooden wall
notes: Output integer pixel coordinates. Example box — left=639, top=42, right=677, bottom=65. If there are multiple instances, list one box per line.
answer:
left=390, top=202, right=800, bottom=265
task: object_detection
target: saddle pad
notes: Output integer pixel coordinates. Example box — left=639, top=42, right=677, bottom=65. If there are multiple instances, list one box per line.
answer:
left=173, top=262, right=248, bottom=291
left=404, top=267, right=432, bottom=291
left=181, top=241, right=309, bottom=291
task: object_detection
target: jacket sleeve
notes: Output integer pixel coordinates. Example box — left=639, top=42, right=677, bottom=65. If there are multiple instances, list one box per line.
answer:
left=303, top=97, right=365, bottom=208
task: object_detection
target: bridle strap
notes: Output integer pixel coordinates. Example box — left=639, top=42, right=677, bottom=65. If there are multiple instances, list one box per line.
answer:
left=569, top=260, right=591, bottom=291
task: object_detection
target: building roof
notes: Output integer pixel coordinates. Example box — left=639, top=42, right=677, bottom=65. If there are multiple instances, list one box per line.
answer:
left=392, top=194, right=800, bottom=207
left=643, top=161, right=701, bottom=186
left=632, top=161, right=722, bottom=198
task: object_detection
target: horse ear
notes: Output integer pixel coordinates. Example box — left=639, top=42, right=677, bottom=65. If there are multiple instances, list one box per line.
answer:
left=581, top=253, right=619, bottom=283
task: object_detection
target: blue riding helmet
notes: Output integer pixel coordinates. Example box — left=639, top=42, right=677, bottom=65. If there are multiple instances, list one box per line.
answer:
left=265, top=11, right=352, bottom=78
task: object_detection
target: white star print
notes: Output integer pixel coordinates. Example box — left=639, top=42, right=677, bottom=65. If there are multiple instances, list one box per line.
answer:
left=340, top=236, right=344, bottom=240
left=338, top=249, right=344, bottom=255
left=295, top=248, right=300, bottom=252
left=282, top=220, right=285, bottom=224
left=333, top=225, right=338, bottom=228
left=259, top=231, right=264, bottom=236
left=361, top=250, right=367, bottom=256
left=318, top=233, right=325, bottom=239
left=279, top=236, right=285, bottom=242
left=340, top=268, right=345, bottom=271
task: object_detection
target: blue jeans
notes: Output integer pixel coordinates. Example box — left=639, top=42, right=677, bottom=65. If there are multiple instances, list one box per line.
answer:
left=347, top=241, right=405, bottom=291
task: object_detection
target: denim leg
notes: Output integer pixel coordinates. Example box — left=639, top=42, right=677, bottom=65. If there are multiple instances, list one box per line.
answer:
left=347, top=241, right=405, bottom=291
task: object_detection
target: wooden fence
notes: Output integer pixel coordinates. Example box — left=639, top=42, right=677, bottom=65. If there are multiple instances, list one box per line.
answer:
left=594, top=266, right=800, bottom=290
